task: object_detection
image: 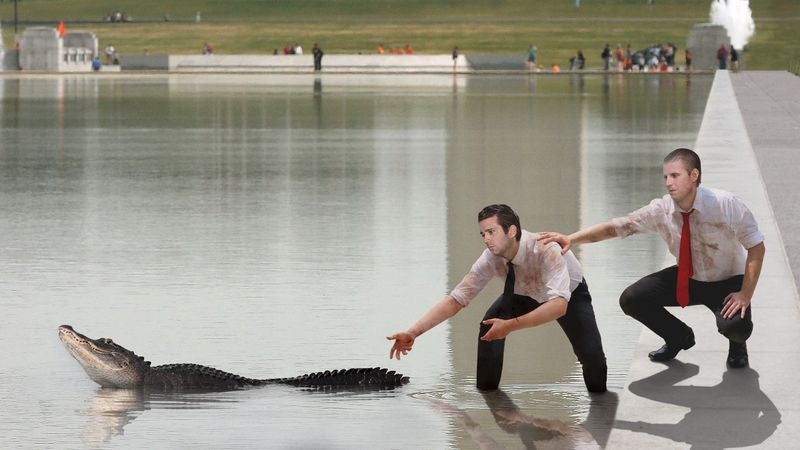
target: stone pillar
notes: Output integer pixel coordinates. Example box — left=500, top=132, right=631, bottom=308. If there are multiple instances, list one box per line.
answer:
left=687, top=23, right=731, bottom=71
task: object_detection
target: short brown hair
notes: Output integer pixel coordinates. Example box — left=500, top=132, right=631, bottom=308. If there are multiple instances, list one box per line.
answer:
left=478, top=204, right=521, bottom=241
left=664, top=148, right=701, bottom=186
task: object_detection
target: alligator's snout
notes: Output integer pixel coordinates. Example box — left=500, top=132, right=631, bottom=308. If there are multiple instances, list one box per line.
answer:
left=58, top=325, right=77, bottom=341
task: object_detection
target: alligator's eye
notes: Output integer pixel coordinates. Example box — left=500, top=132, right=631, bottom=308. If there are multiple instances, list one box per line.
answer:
left=101, top=338, right=114, bottom=344
left=120, top=361, right=129, bottom=368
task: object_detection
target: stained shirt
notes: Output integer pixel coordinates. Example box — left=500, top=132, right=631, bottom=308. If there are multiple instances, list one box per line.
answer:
left=450, top=230, right=584, bottom=307
left=611, top=186, right=764, bottom=282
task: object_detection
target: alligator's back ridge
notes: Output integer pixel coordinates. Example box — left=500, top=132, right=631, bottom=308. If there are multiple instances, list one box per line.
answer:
left=268, top=367, right=410, bottom=389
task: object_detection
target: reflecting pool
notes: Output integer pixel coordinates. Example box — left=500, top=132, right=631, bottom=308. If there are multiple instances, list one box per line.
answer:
left=0, top=73, right=712, bottom=449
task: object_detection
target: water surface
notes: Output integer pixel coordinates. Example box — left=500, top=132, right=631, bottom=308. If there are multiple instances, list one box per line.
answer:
left=0, top=73, right=712, bottom=448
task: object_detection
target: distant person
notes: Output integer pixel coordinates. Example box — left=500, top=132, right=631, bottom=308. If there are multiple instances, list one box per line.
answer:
left=104, top=44, right=115, bottom=65
left=526, top=44, right=538, bottom=70
left=663, top=43, right=674, bottom=67
left=601, top=43, right=612, bottom=71
left=539, top=148, right=765, bottom=370
left=294, top=43, right=303, bottom=55
left=387, top=204, right=608, bottom=393
left=685, top=49, right=693, bottom=71
left=202, top=42, right=213, bottom=55
left=647, top=53, right=660, bottom=71
left=625, top=44, right=633, bottom=70
left=717, top=44, right=729, bottom=70
left=730, top=47, right=739, bottom=71
left=635, top=52, right=646, bottom=71
left=551, top=64, right=561, bottom=73
left=404, top=44, right=414, bottom=55
left=614, top=45, right=624, bottom=71
left=452, top=46, right=459, bottom=72
left=570, top=50, right=585, bottom=71
left=91, top=56, right=102, bottom=72
left=377, top=44, right=385, bottom=54
left=312, top=43, right=323, bottom=71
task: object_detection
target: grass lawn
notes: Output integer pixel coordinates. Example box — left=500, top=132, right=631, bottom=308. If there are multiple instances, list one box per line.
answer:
left=1, top=0, right=798, bottom=70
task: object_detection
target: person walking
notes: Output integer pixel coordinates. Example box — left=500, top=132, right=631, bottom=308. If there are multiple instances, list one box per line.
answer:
left=539, top=148, right=765, bottom=369
left=387, top=204, right=608, bottom=393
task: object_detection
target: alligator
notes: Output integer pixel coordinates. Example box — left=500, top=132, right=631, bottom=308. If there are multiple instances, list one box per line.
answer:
left=58, top=325, right=409, bottom=392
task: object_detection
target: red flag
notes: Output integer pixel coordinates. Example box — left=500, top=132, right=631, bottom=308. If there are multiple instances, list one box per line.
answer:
left=57, top=21, right=66, bottom=37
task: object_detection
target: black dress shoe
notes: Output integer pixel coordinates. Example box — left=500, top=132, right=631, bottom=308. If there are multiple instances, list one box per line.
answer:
left=727, top=341, right=749, bottom=368
left=648, top=328, right=695, bottom=362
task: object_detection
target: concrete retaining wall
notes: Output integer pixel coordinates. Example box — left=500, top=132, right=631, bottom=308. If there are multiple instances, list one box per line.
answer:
left=119, top=54, right=470, bottom=73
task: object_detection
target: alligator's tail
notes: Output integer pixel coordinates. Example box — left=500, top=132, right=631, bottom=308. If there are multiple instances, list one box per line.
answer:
left=263, top=367, right=409, bottom=390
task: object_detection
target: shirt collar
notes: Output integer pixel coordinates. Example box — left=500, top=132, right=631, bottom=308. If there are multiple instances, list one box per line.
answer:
left=672, top=186, right=706, bottom=215
left=509, top=230, right=530, bottom=266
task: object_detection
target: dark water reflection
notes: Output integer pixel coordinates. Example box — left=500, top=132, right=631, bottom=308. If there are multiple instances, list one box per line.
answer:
left=0, top=73, right=711, bottom=448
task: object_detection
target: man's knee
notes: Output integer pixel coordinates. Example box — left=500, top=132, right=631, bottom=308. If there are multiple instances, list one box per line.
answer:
left=717, top=317, right=753, bottom=342
left=619, top=286, right=639, bottom=315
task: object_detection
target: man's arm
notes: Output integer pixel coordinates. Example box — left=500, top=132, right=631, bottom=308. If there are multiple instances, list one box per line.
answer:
left=480, top=298, right=568, bottom=341
left=538, top=221, right=618, bottom=254
left=722, top=242, right=765, bottom=319
left=387, top=295, right=464, bottom=360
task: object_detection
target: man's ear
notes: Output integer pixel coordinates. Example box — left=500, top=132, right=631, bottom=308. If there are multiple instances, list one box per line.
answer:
left=690, top=168, right=699, bottom=184
left=508, top=224, right=518, bottom=238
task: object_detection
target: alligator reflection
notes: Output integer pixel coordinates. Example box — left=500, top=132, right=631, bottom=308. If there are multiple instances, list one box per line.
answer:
left=80, top=388, right=237, bottom=445
left=419, top=389, right=618, bottom=449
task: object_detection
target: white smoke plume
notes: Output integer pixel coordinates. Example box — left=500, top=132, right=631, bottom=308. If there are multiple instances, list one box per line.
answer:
left=710, top=0, right=756, bottom=50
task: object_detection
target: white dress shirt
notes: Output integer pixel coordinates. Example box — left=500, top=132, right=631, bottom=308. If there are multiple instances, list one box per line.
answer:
left=450, top=230, right=584, bottom=306
left=611, top=186, right=764, bottom=282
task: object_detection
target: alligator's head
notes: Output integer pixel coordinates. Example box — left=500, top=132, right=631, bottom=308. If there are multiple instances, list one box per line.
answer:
left=58, top=325, right=151, bottom=388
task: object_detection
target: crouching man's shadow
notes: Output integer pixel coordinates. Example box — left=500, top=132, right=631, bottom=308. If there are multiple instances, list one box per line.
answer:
left=615, top=361, right=780, bottom=449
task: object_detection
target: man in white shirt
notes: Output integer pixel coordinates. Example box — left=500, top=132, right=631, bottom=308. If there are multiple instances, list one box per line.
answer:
left=387, top=204, right=608, bottom=392
left=540, top=148, right=765, bottom=368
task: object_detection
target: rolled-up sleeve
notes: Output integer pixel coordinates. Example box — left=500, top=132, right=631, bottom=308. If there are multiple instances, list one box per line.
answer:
left=612, top=199, right=664, bottom=238
left=540, top=243, right=572, bottom=301
left=450, top=253, right=495, bottom=307
left=731, top=197, right=765, bottom=249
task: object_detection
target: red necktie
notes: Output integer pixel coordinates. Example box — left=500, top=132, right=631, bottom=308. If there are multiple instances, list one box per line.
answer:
left=676, top=210, right=694, bottom=307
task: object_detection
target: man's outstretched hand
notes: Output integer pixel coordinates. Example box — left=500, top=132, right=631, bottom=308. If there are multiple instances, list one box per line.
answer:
left=537, top=232, right=571, bottom=255
left=387, top=331, right=415, bottom=360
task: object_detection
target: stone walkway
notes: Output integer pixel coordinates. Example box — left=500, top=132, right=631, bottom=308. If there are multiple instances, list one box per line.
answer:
left=605, top=70, right=800, bottom=449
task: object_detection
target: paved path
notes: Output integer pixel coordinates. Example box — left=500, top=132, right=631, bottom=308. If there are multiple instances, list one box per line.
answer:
left=605, top=70, right=800, bottom=449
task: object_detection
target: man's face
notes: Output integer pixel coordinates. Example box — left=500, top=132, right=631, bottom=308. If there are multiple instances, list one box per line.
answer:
left=479, top=216, right=517, bottom=259
left=663, top=160, right=698, bottom=206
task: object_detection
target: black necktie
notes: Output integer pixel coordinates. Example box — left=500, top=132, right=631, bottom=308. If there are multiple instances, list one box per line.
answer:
left=504, top=262, right=515, bottom=301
